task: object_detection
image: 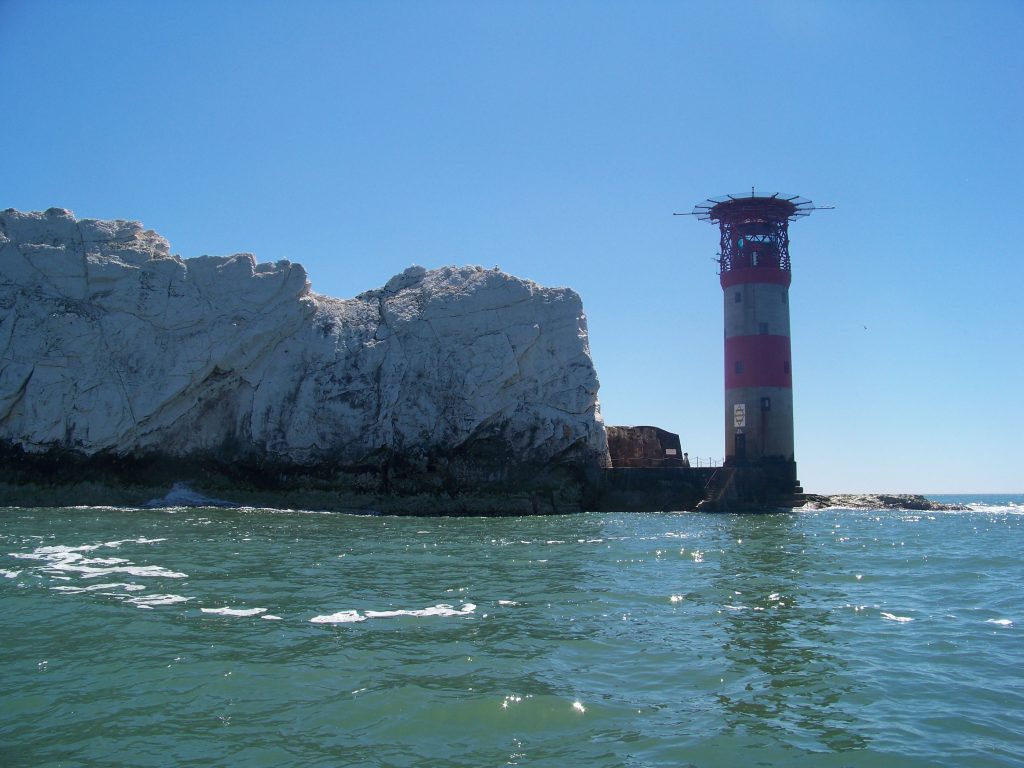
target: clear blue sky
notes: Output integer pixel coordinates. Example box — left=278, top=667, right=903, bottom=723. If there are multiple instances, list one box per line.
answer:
left=2, top=0, right=1021, bottom=493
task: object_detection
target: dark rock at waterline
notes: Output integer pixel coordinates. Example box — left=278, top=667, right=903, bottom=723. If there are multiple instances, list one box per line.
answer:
left=0, top=440, right=599, bottom=515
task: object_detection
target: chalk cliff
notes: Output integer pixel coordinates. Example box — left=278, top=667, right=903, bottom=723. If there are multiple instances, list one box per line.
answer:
left=0, top=208, right=607, bottom=512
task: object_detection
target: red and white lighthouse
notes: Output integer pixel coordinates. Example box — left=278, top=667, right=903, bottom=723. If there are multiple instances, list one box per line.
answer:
left=690, top=192, right=824, bottom=470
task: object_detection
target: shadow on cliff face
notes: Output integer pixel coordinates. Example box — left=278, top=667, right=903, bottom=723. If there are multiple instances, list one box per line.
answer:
left=0, top=439, right=605, bottom=516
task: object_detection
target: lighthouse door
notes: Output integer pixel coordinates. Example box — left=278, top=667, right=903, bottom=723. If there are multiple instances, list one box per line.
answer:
left=734, top=432, right=747, bottom=461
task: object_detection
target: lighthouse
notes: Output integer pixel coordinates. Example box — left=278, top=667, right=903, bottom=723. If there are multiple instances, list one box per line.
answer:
left=689, top=192, right=824, bottom=478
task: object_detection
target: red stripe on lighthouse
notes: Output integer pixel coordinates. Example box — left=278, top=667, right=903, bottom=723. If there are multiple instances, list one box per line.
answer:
left=720, top=267, right=791, bottom=289
left=725, top=335, right=792, bottom=388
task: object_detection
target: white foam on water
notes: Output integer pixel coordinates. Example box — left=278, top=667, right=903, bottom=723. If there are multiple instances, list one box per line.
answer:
left=201, top=607, right=268, bottom=617
left=261, top=615, right=283, bottom=621
left=1, top=569, right=22, bottom=578
left=11, top=539, right=184, bottom=577
left=67, top=505, right=137, bottom=512
left=9, top=539, right=188, bottom=597
left=957, top=499, right=1023, bottom=514
left=50, top=582, right=145, bottom=594
left=17, top=539, right=166, bottom=560
left=310, top=610, right=366, bottom=624
left=239, top=506, right=335, bottom=516
left=669, top=595, right=684, bottom=603
left=985, top=618, right=1013, bottom=627
left=364, top=603, right=476, bottom=619
left=498, top=600, right=520, bottom=606
left=16, top=543, right=103, bottom=557
left=54, top=555, right=183, bottom=580
left=310, top=603, right=476, bottom=625
left=881, top=612, right=914, bottom=623
left=82, top=564, right=188, bottom=579
left=127, top=594, right=192, bottom=607
left=101, top=538, right=167, bottom=548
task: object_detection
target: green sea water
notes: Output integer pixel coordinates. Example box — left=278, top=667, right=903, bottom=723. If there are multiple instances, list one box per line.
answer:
left=2, top=496, right=1022, bottom=767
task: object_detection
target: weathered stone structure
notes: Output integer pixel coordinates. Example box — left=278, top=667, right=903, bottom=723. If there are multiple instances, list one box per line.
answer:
left=606, top=425, right=684, bottom=468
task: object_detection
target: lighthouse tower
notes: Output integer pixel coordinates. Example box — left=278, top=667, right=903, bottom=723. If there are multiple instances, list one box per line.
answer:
left=690, top=192, right=821, bottom=473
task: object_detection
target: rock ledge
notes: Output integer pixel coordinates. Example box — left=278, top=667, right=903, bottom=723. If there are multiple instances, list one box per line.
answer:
left=799, top=494, right=968, bottom=511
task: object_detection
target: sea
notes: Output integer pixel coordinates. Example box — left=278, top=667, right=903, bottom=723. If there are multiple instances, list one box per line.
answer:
left=1, top=494, right=1021, bottom=767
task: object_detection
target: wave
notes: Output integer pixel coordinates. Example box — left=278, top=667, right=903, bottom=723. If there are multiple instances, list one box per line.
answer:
left=964, top=501, right=1024, bottom=514
left=144, top=482, right=240, bottom=509
left=881, top=612, right=914, bottom=623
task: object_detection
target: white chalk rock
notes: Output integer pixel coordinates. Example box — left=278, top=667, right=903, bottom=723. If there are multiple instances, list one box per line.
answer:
left=0, top=209, right=607, bottom=466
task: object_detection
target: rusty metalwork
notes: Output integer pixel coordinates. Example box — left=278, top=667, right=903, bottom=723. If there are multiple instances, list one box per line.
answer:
left=677, top=191, right=829, bottom=275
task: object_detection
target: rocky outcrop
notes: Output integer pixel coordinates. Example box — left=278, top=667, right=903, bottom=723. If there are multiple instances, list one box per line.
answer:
left=0, top=208, right=607, bottom=512
left=798, top=494, right=967, bottom=511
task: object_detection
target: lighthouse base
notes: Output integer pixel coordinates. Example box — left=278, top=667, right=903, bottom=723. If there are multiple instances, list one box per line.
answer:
left=588, top=461, right=802, bottom=513
left=696, top=460, right=802, bottom=512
